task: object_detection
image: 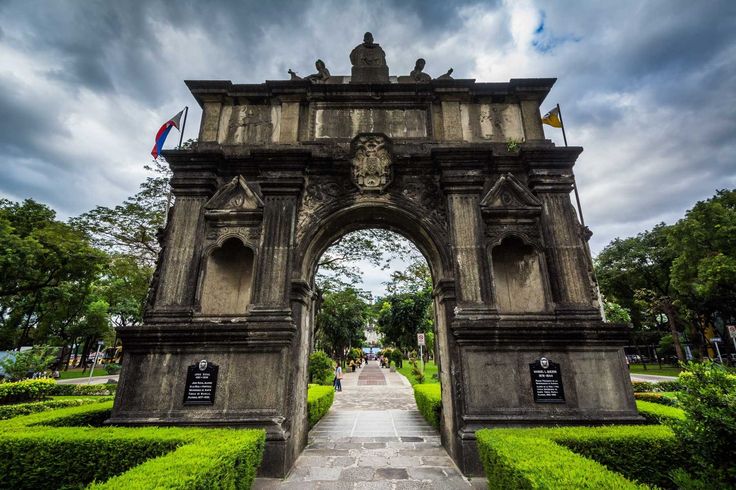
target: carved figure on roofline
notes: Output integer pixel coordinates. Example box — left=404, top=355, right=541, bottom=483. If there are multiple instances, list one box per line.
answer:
left=350, top=32, right=386, bottom=67
left=410, top=58, right=431, bottom=82
left=437, top=68, right=454, bottom=80
left=305, top=59, right=331, bottom=83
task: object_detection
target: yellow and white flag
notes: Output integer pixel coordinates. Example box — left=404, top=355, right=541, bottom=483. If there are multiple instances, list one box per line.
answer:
left=541, top=106, right=562, bottom=128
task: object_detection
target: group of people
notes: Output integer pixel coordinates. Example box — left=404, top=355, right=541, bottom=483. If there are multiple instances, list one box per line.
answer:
left=333, top=357, right=370, bottom=392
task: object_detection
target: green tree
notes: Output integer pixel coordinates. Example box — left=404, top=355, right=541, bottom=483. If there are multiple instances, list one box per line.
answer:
left=97, top=255, right=152, bottom=329
left=0, top=199, right=106, bottom=349
left=315, top=288, right=368, bottom=360
left=595, top=224, right=687, bottom=361
left=71, top=160, right=171, bottom=268
left=376, top=289, right=433, bottom=352
left=668, top=189, right=736, bottom=329
left=316, top=229, right=420, bottom=290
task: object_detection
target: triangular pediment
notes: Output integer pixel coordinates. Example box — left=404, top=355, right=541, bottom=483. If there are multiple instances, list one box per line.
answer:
left=480, top=173, right=541, bottom=210
left=205, top=175, right=263, bottom=211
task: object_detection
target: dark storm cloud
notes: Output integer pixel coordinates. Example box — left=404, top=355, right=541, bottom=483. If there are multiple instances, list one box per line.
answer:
left=0, top=0, right=734, bottom=264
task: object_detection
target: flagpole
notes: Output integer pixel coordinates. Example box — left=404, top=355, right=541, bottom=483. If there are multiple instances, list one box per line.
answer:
left=556, top=103, right=568, bottom=147
left=177, top=106, right=189, bottom=148
left=558, top=103, right=585, bottom=226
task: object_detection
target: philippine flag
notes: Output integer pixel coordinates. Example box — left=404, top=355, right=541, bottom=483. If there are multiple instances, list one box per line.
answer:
left=151, top=109, right=185, bottom=159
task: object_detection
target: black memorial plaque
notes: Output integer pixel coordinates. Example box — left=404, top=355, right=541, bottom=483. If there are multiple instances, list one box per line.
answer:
left=529, top=357, right=565, bottom=403
left=183, top=360, right=219, bottom=405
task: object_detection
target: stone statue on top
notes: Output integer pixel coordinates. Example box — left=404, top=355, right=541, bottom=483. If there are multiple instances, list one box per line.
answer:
left=349, top=32, right=389, bottom=83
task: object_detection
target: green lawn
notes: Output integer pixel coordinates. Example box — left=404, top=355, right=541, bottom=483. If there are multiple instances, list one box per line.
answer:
left=396, top=360, right=439, bottom=385
left=58, top=368, right=110, bottom=379
left=628, top=364, right=682, bottom=376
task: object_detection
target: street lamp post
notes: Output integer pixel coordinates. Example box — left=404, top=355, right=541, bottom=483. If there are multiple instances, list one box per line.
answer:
left=87, top=340, right=104, bottom=384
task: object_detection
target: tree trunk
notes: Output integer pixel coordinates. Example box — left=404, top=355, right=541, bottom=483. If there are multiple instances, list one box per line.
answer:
left=77, top=336, right=93, bottom=372
left=662, top=302, right=686, bottom=362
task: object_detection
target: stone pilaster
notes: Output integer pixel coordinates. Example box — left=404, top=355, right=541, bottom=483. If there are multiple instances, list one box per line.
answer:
left=526, top=150, right=598, bottom=314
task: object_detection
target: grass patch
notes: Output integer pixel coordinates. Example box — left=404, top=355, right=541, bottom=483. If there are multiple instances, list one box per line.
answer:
left=58, top=368, right=110, bottom=379
left=397, top=360, right=438, bottom=386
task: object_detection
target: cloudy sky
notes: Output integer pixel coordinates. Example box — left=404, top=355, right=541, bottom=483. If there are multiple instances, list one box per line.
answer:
left=1, top=0, right=734, bottom=293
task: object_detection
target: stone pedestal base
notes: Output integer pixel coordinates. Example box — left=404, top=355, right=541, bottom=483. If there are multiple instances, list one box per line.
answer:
left=351, top=66, right=389, bottom=83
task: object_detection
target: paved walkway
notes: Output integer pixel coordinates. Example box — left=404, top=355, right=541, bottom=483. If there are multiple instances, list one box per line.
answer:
left=254, top=361, right=485, bottom=489
left=57, top=374, right=119, bottom=385
left=629, top=373, right=678, bottom=383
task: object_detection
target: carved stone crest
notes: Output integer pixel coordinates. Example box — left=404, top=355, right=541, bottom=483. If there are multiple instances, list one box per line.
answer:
left=351, top=134, right=392, bottom=192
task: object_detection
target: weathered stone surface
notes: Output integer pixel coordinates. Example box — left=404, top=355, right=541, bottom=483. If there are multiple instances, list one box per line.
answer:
left=113, top=47, right=638, bottom=479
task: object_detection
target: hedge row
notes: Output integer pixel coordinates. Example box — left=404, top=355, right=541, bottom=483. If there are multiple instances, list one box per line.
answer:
left=48, top=382, right=117, bottom=396
left=476, top=428, right=648, bottom=489
left=546, top=425, right=684, bottom=488
left=631, top=380, right=681, bottom=393
left=0, top=400, right=115, bottom=429
left=634, top=392, right=678, bottom=406
left=0, top=378, right=56, bottom=404
left=89, top=429, right=265, bottom=489
left=307, top=384, right=334, bottom=428
left=413, top=384, right=441, bottom=429
left=0, top=397, right=112, bottom=420
left=635, top=400, right=685, bottom=424
left=0, top=379, right=117, bottom=406
left=0, top=402, right=265, bottom=489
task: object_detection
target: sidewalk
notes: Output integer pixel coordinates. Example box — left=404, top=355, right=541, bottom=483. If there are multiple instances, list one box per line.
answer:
left=254, top=361, right=484, bottom=489
left=57, top=374, right=119, bottom=385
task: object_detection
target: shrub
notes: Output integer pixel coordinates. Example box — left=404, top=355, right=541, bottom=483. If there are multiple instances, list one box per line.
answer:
left=308, top=351, right=334, bottom=386
left=0, top=402, right=265, bottom=489
left=47, top=382, right=117, bottom=396
left=0, top=397, right=112, bottom=420
left=549, top=425, right=684, bottom=488
left=390, top=349, right=403, bottom=368
left=0, top=345, right=58, bottom=380
left=414, top=384, right=441, bottom=429
left=634, top=392, right=678, bottom=406
left=103, top=363, right=122, bottom=375
left=636, top=400, right=685, bottom=424
left=88, top=429, right=265, bottom=490
left=307, top=384, right=334, bottom=428
left=410, top=360, right=425, bottom=384
left=0, top=378, right=56, bottom=405
left=631, top=380, right=681, bottom=393
left=669, top=362, right=736, bottom=488
left=476, top=428, right=648, bottom=489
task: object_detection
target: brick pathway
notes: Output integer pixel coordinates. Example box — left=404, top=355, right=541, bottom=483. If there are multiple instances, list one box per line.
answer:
left=254, top=361, right=486, bottom=489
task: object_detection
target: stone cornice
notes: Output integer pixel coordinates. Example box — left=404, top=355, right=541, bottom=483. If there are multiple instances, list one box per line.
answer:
left=185, top=78, right=556, bottom=107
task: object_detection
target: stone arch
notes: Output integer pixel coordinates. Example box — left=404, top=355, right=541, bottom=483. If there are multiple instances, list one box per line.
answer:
left=297, top=201, right=453, bottom=285
left=199, top=236, right=255, bottom=315
left=490, top=235, right=549, bottom=313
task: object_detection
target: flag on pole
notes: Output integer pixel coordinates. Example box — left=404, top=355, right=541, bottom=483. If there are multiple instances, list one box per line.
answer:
left=541, top=106, right=562, bottom=128
left=151, top=109, right=185, bottom=159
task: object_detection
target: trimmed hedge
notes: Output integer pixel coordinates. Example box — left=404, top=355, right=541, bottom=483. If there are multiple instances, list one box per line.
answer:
left=0, top=400, right=115, bottom=429
left=0, top=397, right=112, bottom=420
left=636, top=400, right=685, bottom=424
left=0, top=401, right=265, bottom=489
left=0, top=378, right=56, bottom=404
left=476, top=428, right=649, bottom=489
left=307, top=384, right=334, bottom=428
left=631, top=380, right=681, bottom=393
left=89, top=429, right=265, bottom=489
left=547, top=425, right=684, bottom=488
left=634, top=392, right=678, bottom=406
left=414, top=384, right=441, bottom=429
left=48, top=382, right=118, bottom=396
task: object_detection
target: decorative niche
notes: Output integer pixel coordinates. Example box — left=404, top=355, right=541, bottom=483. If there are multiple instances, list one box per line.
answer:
left=491, top=236, right=548, bottom=313
left=200, top=237, right=255, bottom=315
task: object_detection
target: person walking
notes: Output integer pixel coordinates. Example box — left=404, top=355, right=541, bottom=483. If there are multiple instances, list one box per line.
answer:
left=334, top=362, right=343, bottom=392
